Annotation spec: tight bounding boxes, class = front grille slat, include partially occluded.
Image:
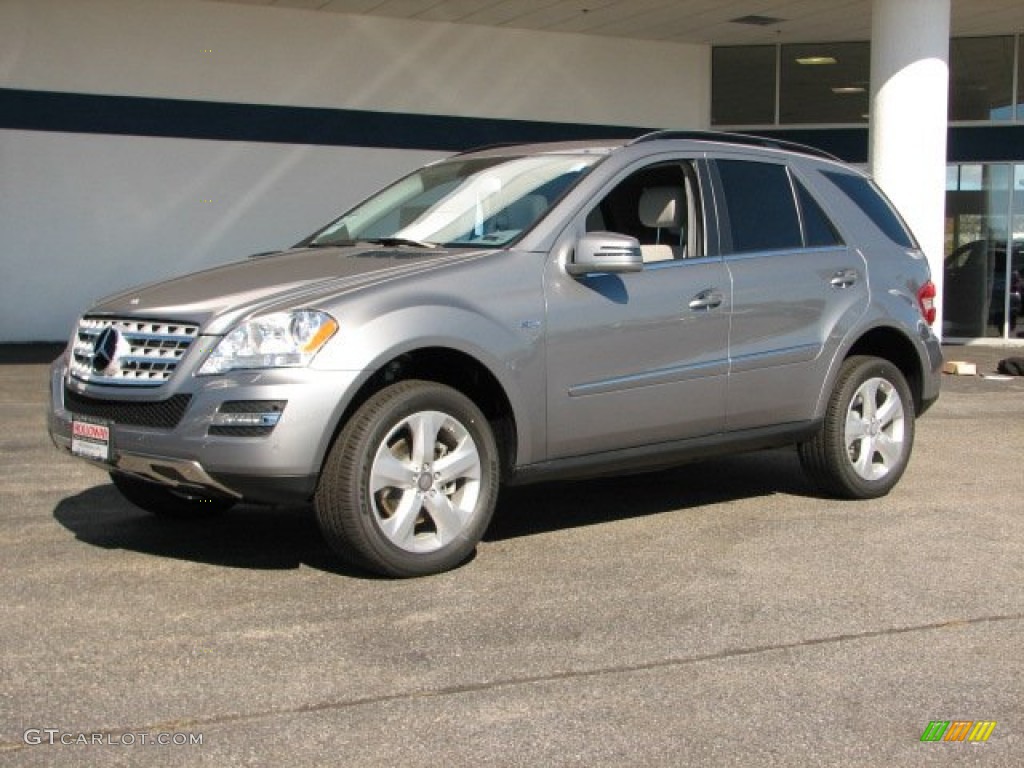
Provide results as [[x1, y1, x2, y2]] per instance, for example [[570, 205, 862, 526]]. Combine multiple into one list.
[[63, 388, 192, 429], [69, 316, 199, 388]]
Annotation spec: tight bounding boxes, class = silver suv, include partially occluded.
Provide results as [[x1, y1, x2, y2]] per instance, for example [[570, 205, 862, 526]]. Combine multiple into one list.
[[48, 132, 942, 576]]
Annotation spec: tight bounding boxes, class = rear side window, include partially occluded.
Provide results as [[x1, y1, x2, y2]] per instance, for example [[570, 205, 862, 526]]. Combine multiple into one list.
[[715, 160, 802, 253], [823, 171, 917, 249]]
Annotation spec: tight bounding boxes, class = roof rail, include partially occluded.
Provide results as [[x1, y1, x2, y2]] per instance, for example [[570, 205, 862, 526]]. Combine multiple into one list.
[[449, 141, 528, 156], [629, 130, 840, 161]]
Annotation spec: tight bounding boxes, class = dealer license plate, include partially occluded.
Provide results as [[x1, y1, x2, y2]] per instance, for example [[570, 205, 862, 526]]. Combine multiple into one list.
[[71, 418, 112, 462]]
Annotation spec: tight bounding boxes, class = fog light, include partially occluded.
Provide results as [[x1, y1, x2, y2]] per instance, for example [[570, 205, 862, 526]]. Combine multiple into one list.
[[210, 400, 286, 436]]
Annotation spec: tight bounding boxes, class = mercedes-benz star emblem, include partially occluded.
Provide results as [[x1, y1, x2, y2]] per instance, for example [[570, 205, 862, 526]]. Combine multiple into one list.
[[92, 327, 120, 374]]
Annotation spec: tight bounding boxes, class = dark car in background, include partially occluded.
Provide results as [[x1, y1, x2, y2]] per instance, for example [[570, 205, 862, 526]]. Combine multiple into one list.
[[944, 238, 1023, 337]]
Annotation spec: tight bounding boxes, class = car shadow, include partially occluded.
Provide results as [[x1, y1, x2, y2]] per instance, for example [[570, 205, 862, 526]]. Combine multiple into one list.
[[53, 448, 816, 572], [52, 484, 379, 579], [0, 343, 65, 365], [485, 447, 817, 541]]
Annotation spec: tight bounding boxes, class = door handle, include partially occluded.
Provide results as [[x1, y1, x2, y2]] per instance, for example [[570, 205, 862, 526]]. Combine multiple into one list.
[[688, 289, 723, 311], [830, 268, 859, 288]]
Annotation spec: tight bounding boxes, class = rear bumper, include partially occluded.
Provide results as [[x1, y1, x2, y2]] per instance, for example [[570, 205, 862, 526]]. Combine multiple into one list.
[[919, 330, 943, 415]]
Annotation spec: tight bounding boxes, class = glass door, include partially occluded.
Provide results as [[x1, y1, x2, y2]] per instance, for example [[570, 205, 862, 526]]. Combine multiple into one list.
[[943, 164, 1019, 339]]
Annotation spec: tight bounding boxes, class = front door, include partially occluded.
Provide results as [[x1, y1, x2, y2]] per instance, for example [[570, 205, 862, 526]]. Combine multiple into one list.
[[543, 159, 730, 459]]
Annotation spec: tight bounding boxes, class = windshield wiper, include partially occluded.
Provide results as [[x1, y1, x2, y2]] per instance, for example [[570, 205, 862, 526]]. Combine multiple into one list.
[[302, 237, 440, 250], [360, 237, 439, 249]]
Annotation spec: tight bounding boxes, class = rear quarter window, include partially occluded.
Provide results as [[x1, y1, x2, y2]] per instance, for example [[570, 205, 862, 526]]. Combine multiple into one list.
[[823, 171, 917, 249]]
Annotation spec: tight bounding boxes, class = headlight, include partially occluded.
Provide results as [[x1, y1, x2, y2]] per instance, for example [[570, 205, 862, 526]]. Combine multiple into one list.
[[198, 310, 338, 375]]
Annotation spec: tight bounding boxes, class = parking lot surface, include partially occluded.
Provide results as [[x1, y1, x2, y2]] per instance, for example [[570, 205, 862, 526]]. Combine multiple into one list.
[[2, 343, 1022, 766]]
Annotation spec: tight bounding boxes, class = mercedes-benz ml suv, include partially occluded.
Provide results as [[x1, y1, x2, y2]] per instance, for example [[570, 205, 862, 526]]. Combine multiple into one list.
[[48, 131, 942, 576]]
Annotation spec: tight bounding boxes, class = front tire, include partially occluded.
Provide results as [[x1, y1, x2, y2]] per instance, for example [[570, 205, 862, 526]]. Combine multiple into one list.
[[798, 356, 915, 499], [110, 472, 235, 518], [315, 381, 499, 577]]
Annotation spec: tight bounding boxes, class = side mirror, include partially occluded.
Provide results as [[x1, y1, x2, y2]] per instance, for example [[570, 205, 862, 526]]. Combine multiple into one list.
[[567, 232, 643, 276]]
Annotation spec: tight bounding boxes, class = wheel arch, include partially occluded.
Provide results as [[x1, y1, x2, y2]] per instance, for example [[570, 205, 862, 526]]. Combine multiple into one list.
[[323, 346, 520, 479], [838, 326, 928, 414]]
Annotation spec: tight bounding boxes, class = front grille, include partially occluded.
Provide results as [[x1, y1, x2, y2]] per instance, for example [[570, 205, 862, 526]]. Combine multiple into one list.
[[63, 387, 192, 429], [70, 317, 200, 388]]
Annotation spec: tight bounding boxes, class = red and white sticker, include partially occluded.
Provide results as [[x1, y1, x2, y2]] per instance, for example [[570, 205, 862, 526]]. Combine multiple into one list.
[[71, 419, 111, 461]]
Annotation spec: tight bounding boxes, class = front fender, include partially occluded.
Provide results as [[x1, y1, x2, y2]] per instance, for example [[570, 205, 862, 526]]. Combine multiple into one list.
[[313, 302, 546, 469]]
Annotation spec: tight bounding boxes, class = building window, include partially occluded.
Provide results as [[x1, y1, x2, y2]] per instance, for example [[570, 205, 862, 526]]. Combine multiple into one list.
[[713, 35, 1024, 127], [711, 46, 776, 126], [1017, 41, 1024, 121], [779, 42, 870, 124], [949, 36, 1016, 121]]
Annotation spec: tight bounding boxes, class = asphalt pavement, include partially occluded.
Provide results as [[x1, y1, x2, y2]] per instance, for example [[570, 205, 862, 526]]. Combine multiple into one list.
[[1, 343, 1022, 766]]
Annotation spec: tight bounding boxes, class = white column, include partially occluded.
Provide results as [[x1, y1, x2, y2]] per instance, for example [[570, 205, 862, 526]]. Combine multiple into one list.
[[869, 0, 950, 336]]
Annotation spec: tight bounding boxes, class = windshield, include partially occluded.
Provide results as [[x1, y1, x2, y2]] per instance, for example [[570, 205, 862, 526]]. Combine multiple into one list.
[[306, 153, 602, 249]]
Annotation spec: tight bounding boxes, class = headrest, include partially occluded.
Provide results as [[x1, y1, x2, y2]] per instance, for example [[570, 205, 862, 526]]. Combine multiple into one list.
[[638, 187, 683, 229]]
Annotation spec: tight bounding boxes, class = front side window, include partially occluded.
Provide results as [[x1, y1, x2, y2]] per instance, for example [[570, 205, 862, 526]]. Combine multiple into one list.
[[308, 154, 602, 249], [715, 160, 802, 253], [584, 161, 704, 264]]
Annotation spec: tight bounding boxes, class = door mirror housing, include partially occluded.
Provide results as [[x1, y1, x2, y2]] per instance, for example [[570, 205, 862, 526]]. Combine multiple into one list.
[[567, 232, 643, 276]]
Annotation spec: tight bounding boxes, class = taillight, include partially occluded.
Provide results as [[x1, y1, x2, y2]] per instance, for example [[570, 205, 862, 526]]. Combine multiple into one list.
[[917, 280, 937, 326]]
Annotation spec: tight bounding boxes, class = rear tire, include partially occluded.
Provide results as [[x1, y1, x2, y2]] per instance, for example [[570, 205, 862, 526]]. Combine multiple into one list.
[[110, 472, 235, 518], [798, 356, 915, 499], [315, 380, 499, 577]]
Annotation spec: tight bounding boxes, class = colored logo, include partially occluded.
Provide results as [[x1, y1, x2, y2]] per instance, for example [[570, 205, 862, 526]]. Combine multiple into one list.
[[920, 720, 996, 742]]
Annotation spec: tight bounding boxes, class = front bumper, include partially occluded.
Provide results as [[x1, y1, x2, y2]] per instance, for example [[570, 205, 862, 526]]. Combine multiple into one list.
[[48, 359, 361, 504]]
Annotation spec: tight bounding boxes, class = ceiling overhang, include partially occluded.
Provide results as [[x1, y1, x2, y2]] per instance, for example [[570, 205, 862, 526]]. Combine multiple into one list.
[[203, 1, 1023, 45]]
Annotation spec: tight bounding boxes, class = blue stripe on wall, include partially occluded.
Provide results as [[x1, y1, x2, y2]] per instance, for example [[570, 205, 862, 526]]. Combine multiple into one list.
[[0, 87, 647, 151], [3, 88, 1023, 162], [753, 126, 1024, 165], [947, 126, 1024, 164]]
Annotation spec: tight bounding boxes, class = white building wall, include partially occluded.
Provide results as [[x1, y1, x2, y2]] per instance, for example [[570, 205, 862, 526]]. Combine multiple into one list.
[[0, 0, 709, 341]]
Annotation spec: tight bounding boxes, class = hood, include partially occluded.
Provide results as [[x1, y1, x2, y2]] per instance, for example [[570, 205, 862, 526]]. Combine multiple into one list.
[[87, 246, 488, 335]]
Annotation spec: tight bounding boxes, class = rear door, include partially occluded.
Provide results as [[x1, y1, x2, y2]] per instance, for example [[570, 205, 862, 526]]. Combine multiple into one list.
[[711, 157, 868, 430]]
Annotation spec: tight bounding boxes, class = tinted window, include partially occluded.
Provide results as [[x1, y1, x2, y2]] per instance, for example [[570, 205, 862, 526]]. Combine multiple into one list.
[[780, 42, 870, 124], [950, 36, 1014, 121], [1019, 42, 1024, 120], [712, 46, 777, 126], [823, 171, 917, 248], [716, 160, 802, 253], [795, 180, 843, 247]]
